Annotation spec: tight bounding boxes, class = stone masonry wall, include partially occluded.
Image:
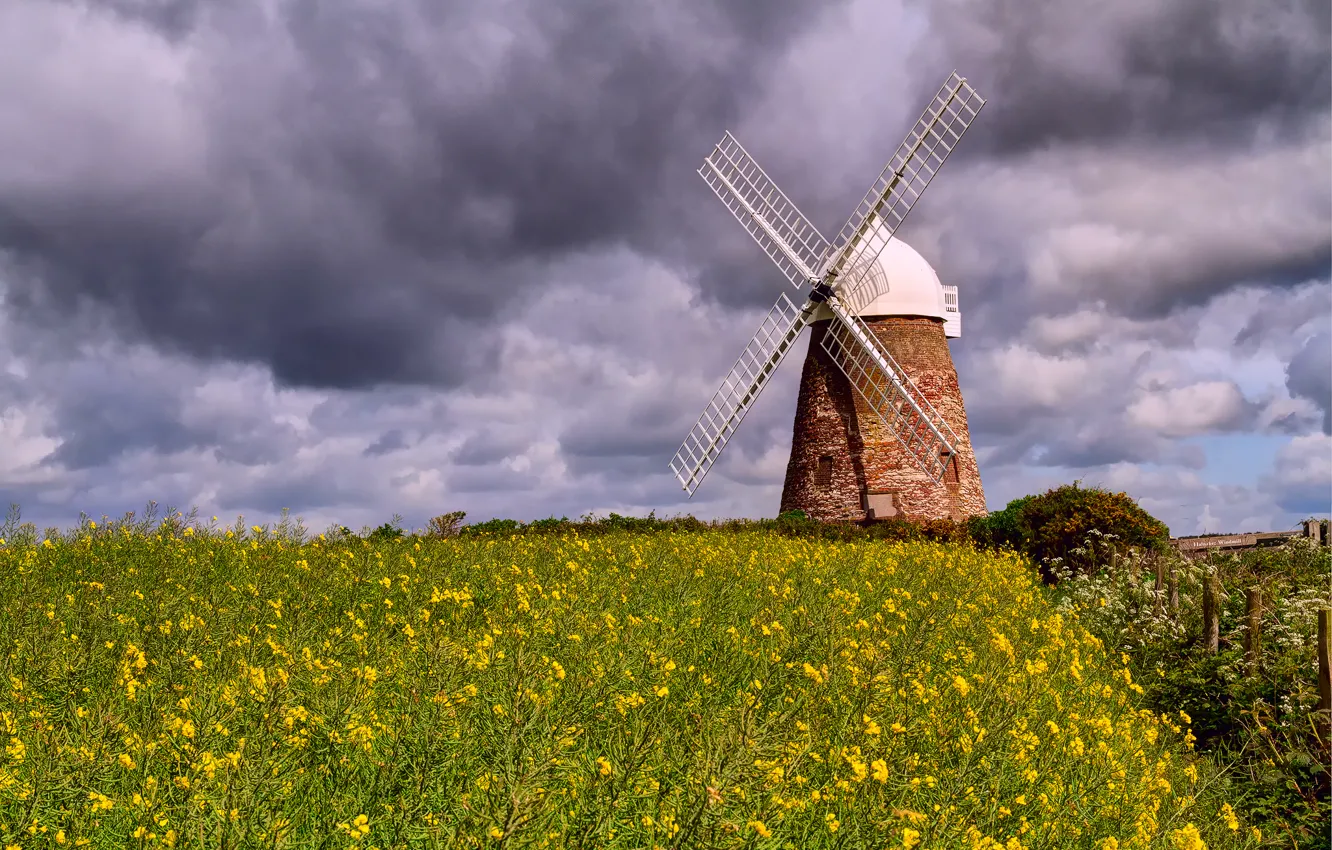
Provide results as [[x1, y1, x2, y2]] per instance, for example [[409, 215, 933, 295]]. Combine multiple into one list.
[[779, 316, 986, 522]]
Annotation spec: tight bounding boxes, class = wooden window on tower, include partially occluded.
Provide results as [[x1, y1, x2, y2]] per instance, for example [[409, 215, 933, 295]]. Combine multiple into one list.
[[815, 455, 834, 487], [942, 451, 960, 486]]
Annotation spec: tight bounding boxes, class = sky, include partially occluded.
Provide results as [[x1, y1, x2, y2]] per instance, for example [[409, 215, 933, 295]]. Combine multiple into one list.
[[0, 0, 1329, 537]]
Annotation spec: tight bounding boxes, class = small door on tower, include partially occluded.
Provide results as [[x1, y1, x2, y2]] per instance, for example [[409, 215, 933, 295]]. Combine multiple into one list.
[[864, 490, 901, 521]]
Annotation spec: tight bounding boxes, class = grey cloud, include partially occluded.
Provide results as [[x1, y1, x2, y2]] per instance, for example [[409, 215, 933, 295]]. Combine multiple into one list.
[[363, 429, 409, 457], [2, 0, 1329, 537], [1259, 434, 1331, 516], [1287, 331, 1331, 433], [451, 432, 530, 467], [890, 0, 1332, 346], [912, 0, 1330, 155], [1234, 285, 1332, 351], [42, 362, 209, 470], [445, 465, 541, 495], [1029, 433, 1201, 470], [560, 395, 693, 462], [0, 0, 838, 391], [79, 0, 205, 39], [215, 468, 365, 515], [1272, 481, 1332, 516], [915, 138, 1331, 344]]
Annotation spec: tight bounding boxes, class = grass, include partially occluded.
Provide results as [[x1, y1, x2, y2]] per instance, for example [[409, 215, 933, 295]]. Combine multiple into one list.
[[0, 513, 1256, 848]]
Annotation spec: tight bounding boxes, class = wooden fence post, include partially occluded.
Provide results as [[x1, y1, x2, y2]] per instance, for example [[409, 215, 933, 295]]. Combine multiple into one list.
[[1153, 557, 1165, 614], [1202, 571, 1220, 654], [1244, 587, 1262, 675], [1167, 564, 1180, 616], [1318, 609, 1331, 745]]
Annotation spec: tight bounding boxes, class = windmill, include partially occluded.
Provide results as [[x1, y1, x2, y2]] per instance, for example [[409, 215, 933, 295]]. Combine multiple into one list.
[[670, 71, 988, 522]]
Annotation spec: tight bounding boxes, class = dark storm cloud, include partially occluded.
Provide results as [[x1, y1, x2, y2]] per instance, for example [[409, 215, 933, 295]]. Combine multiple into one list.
[[1287, 331, 1331, 433], [28, 351, 308, 471], [450, 432, 530, 467], [912, 0, 1330, 154], [0, 0, 838, 390], [900, 0, 1331, 333], [363, 429, 409, 457], [77, 0, 205, 38], [1030, 433, 1205, 471], [216, 469, 364, 515], [42, 362, 210, 470], [560, 397, 692, 461]]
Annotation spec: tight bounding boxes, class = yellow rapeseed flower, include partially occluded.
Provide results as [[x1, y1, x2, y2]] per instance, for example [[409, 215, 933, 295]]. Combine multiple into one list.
[[1219, 803, 1238, 831], [872, 759, 889, 782], [1167, 824, 1206, 850], [340, 814, 370, 839], [747, 821, 771, 838]]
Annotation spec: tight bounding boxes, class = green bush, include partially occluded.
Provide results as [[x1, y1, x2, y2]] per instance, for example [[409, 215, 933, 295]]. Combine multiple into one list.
[[967, 494, 1035, 551], [1015, 483, 1169, 580], [460, 517, 525, 535], [367, 522, 405, 542]]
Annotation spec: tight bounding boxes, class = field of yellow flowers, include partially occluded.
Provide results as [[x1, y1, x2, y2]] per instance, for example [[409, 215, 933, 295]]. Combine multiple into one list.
[[0, 521, 1257, 848]]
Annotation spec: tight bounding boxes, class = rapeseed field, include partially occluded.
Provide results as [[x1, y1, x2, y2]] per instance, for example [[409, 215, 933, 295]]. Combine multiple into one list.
[[0, 522, 1256, 848]]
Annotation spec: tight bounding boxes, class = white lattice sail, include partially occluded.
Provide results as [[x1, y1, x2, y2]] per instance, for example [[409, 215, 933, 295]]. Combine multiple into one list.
[[670, 294, 811, 494], [699, 132, 831, 289], [672, 71, 985, 495]]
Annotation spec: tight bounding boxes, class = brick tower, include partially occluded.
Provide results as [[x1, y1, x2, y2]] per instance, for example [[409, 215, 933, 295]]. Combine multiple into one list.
[[779, 240, 985, 522]]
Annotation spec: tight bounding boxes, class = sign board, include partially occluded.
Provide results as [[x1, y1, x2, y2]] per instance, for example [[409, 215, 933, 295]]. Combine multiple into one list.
[[1174, 534, 1256, 551]]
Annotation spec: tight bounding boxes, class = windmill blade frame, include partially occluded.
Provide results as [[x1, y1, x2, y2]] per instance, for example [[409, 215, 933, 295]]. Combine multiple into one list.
[[699, 132, 831, 290], [819, 302, 960, 481], [670, 293, 812, 494], [821, 72, 985, 307]]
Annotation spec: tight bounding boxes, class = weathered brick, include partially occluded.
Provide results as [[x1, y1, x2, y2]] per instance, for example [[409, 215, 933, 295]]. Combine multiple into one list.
[[779, 316, 986, 522]]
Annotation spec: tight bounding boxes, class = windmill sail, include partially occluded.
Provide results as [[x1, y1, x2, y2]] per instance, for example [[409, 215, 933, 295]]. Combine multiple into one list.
[[699, 132, 831, 289], [674, 70, 985, 497], [819, 304, 959, 481], [671, 293, 811, 494], [822, 72, 985, 307]]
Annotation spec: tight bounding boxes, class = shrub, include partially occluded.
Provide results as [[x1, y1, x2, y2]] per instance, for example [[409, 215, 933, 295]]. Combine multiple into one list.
[[426, 511, 467, 538], [1016, 482, 1169, 580], [460, 517, 524, 535], [367, 521, 405, 542], [967, 494, 1034, 551]]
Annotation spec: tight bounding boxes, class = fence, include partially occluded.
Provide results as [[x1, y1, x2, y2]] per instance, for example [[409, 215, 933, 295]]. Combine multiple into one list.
[[1170, 519, 1328, 557], [1156, 551, 1332, 744]]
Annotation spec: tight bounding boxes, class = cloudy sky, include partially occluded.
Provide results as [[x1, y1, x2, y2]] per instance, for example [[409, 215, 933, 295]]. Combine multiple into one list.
[[1, 0, 1329, 536]]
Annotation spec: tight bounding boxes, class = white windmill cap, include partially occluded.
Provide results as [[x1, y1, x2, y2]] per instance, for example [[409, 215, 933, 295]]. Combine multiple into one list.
[[853, 236, 948, 321]]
